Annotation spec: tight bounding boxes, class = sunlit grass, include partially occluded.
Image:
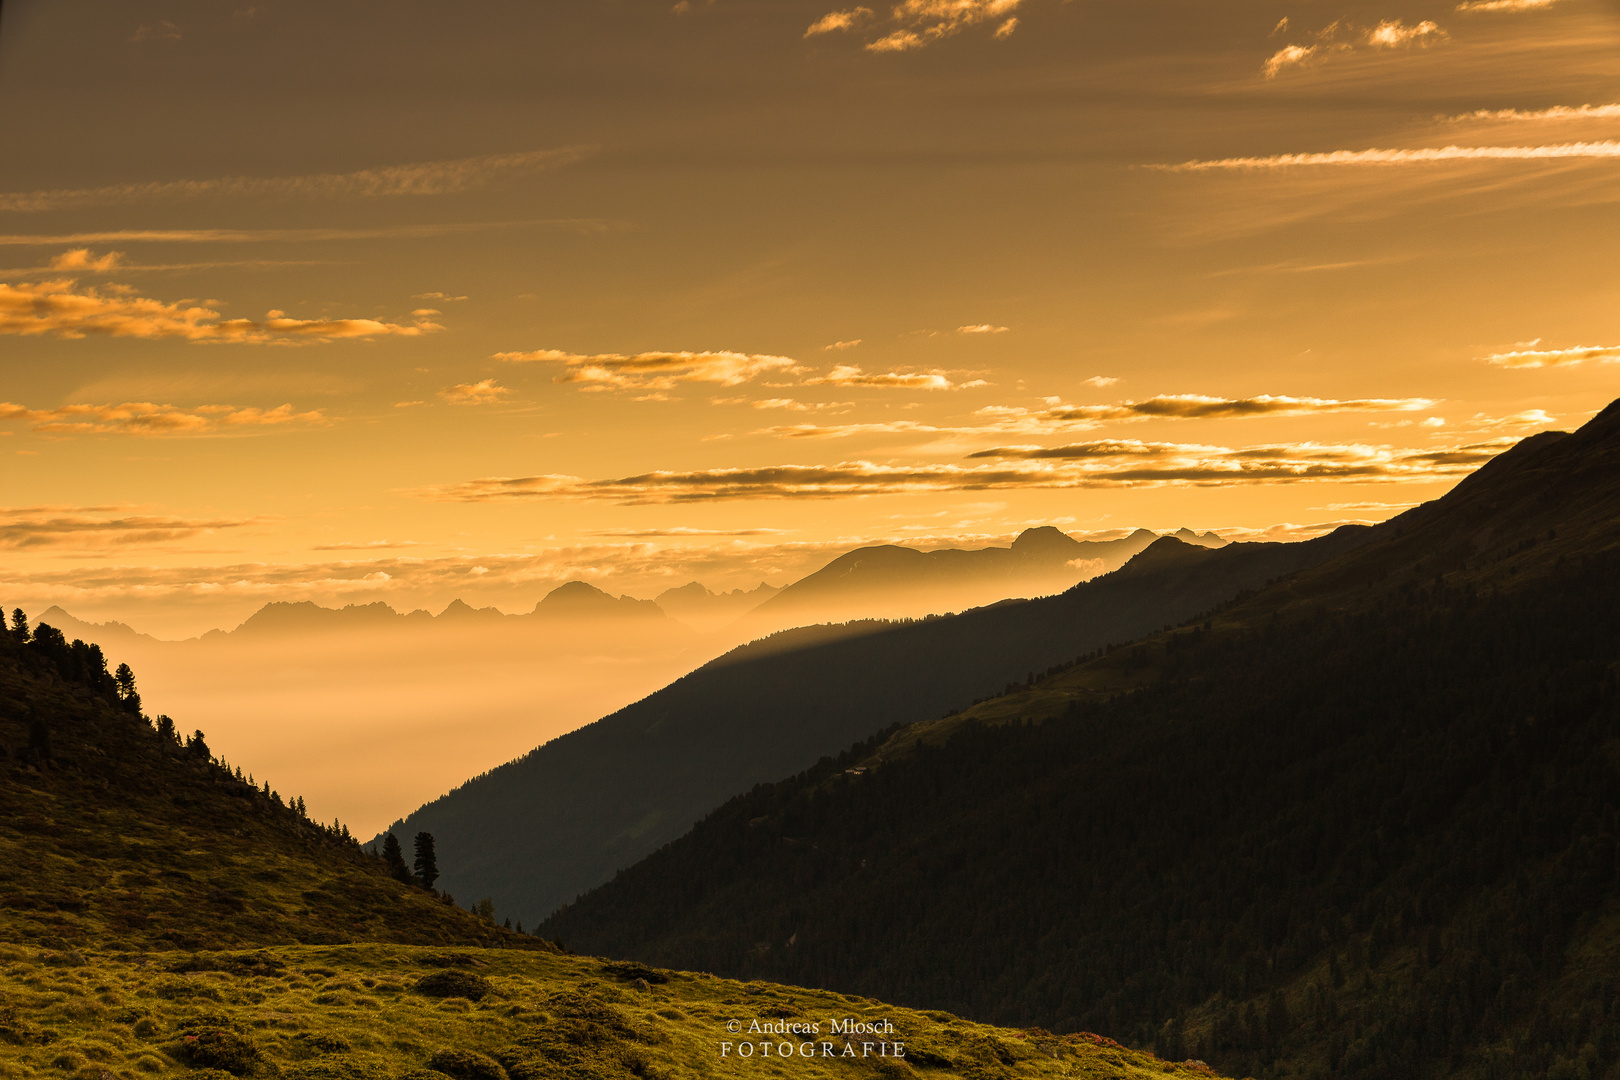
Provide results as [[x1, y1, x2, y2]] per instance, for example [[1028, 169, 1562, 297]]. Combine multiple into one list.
[[0, 944, 1225, 1080]]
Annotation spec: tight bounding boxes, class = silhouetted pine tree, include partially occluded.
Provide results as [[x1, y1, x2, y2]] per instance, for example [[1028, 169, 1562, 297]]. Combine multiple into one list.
[[413, 831, 440, 890], [382, 832, 414, 884], [113, 662, 142, 714]]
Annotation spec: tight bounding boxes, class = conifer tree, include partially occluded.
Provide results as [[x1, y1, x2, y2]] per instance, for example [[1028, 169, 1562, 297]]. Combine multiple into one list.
[[10, 608, 28, 642], [382, 833, 414, 884], [413, 831, 440, 890]]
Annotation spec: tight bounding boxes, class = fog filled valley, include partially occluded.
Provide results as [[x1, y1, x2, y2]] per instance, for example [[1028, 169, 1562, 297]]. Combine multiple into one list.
[[34, 525, 1196, 834]]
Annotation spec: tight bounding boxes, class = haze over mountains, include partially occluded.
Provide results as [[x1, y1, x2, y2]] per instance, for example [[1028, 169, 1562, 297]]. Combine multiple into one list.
[[40, 525, 1214, 833], [538, 400, 1620, 1080], [379, 524, 1335, 928]]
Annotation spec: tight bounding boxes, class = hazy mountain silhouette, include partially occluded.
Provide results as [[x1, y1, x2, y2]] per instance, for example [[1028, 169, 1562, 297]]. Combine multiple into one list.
[[537, 401, 1620, 1080], [654, 581, 779, 632], [738, 526, 1219, 632], [377, 521, 1349, 928]]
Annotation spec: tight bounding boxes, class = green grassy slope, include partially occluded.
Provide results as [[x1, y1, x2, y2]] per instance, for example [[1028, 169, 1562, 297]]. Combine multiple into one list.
[[537, 403, 1620, 1080], [0, 943, 1231, 1080]]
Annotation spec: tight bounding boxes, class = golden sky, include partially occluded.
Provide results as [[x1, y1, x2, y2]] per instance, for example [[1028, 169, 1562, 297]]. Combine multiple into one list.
[[2, 0, 1618, 636]]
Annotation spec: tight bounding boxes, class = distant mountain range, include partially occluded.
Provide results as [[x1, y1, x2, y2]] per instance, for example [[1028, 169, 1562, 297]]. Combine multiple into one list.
[[35, 524, 1225, 843], [44, 579, 681, 645], [653, 581, 781, 633], [42, 525, 1221, 645], [536, 401, 1620, 1080], [737, 526, 1224, 633], [376, 523, 1337, 928]]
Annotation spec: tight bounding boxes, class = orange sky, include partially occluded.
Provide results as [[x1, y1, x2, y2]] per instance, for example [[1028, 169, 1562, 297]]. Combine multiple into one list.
[[2, 0, 1617, 637]]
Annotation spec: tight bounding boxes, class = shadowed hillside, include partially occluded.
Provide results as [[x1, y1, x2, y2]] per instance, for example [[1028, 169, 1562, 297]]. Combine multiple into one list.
[[0, 619, 535, 954], [382, 523, 1363, 928], [0, 617, 1224, 1080], [537, 402, 1620, 1080]]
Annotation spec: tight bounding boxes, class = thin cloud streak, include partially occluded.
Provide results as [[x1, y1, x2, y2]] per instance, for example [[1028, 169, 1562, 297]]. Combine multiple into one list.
[[0, 220, 622, 247], [495, 348, 802, 390], [1484, 343, 1620, 368], [0, 279, 440, 342], [1444, 104, 1620, 123], [864, 0, 1021, 52], [755, 394, 1438, 439], [1164, 141, 1620, 170], [1455, 0, 1558, 10], [0, 511, 258, 549], [439, 379, 511, 405], [802, 364, 984, 390], [0, 401, 328, 436], [0, 148, 593, 212], [409, 437, 1511, 505]]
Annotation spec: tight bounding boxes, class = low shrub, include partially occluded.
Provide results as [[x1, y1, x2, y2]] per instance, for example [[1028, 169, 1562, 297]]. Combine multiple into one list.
[[427, 1048, 507, 1080], [413, 971, 493, 1001], [174, 1028, 260, 1074]]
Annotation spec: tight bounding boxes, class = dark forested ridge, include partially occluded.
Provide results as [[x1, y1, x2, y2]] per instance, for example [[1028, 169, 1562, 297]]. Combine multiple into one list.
[[541, 402, 1620, 1080], [381, 522, 1369, 927], [0, 614, 541, 952]]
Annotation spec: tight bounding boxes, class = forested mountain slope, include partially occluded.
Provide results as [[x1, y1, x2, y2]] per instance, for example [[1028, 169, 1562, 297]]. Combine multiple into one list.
[[0, 622, 532, 953], [382, 523, 1367, 928], [538, 402, 1620, 1080]]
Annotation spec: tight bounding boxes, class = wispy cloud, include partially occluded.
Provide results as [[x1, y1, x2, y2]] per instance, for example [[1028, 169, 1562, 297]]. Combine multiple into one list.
[[1366, 19, 1446, 46], [744, 398, 854, 412], [0, 220, 621, 248], [0, 506, 256, 550], [1164, 141, 1620, 170], [410, 436, 1509, 505], [48, 248, 124, 272], [310, 540, 426, 552], [0, 401, 327, 436], [751, 393, 1436, 440], [1455, 0, 1558, 11], [0, 148, 592, 213], [956, 323, 1009, 334], [801, 364, 984, 390], [825, 339, 862, 350], [758, 420, 953, 439], [1483, 343, 1620, 368], [412, 291, 469, 302], [1263, 18, 1445, 76], [1443, 104, 1620, 123], [494, 348, 801, 390], [0, 278, 440, 342], [847, 0, 1021, 52], [983, 393, 1435, 425], [585, 527, 793, 538], [805, 6, 874, 35], [438, 379, 511, 405], [1458, 409, 1558, 429]]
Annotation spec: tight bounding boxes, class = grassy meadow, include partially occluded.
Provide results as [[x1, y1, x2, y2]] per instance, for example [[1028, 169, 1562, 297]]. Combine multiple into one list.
[[0, 944, 1226, 1080]]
